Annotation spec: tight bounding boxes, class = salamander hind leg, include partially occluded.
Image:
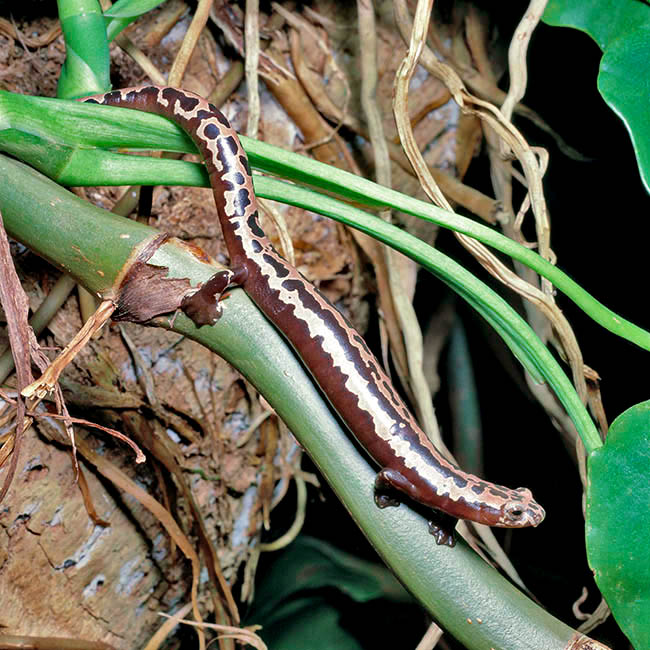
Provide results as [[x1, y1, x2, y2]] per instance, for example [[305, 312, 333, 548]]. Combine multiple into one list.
[[181, 266, 248, 326], [374, 468, 418, 509]]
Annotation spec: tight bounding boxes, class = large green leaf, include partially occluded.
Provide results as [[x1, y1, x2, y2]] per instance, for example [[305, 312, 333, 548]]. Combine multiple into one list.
[[586, 401, 650, 648], [256, 598, 364, 650], [249, 537, 411, 649], [250, 537, 411, 624], [543, 0, 650, 194]]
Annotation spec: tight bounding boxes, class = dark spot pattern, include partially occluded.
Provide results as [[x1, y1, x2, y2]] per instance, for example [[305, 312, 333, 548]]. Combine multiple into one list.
[[280, 279, 306, 295], [215, 111, 231, 127], [239, 155, 252, 176], [221, 179, 236, 193], [488, 487, 511, 499], [178, 94, 199, 112], [263, 253, 291, 278], [352, 333, 372, 356], [247, 213, 265, 238], [223, 135, 239, 156], [161, 87, 199, 113], [235, 188, 251, 212], [382, 380, 402, 408], [203, 123, 221, 140], [195, 109, 213, 122]]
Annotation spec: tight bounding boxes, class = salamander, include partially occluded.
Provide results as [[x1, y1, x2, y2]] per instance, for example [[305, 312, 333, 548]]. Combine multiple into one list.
[[82, 86, 545, 545]]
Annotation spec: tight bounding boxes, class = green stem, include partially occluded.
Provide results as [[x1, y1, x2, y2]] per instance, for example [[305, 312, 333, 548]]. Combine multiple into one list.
[[56, 0, 111, 98], [0, 92, 605, 453], [242, 136, 650, 353], [1, 91, 646, 354], [0, 154, 584, 649]]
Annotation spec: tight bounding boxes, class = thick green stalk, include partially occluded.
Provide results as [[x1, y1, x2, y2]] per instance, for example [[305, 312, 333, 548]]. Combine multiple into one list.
[[0, 153, 586, 649]]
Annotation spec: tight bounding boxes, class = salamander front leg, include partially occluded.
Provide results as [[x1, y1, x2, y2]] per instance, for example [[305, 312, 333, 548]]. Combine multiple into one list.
[[375, 468, 458, 546], [374, 468, 417, 509], [428, 511, 458, 547], [181, 266, 248, 326]]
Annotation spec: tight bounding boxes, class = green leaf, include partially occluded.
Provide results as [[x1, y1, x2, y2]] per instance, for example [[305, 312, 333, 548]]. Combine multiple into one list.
[[586, 401, 650, 649], [103, 0, 168, 42], [543, 0, 650, 193], [250, 537, 411, 626], [57, 46, 108, 99], [103, 0, 167, 18], [249, 537, 410, 650], [257, 597, 364, 650]]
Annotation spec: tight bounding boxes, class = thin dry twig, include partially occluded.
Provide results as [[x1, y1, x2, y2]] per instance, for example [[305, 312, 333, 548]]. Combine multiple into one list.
[[0, 17, 61, 48], [235, 409, 274, 448], [276, 3, 360, 130], [357, 0, 390, 189], [500, 0, 547, 122], [576, 595, 611, 634], [392, 0, 591, 407], [415, 621, 443, 650], [244, 0, 261, 137], [210, 60, 245, 107], [168, 0, 213, 86], [210, 0, 291, 83], [391, 0, 546, 590], [393, 0, 553, 265], [259, 475, 306, 551], [21, 300, 116, 399], [0, 208, 56, 501], [0, 388, 147, 466], [114, 32, 168, 85], [45, 411, 145, 462], [257, 200, 295, 265], [143, 602, 193, 650], [156, 614, 267, 650], [426, 5, 588, 161]]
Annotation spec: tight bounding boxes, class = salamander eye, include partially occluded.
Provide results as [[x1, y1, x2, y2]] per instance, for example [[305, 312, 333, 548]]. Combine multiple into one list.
[[503, 501, 526, 522]]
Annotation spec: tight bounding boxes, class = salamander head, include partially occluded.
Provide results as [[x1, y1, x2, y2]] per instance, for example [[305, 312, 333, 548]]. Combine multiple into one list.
[[496, 488, 545, 528]]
